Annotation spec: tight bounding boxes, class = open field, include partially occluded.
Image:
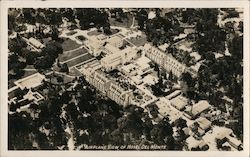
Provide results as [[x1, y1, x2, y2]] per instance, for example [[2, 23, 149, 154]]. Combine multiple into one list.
[[22, 70, 37, 78], [62, 38, 81, 51], [59, 47, 88, 62], [87, 28, 119, 36], [109, 13, 137, 28], [126, 33, 148, 47], [65, 53, 94, 67]]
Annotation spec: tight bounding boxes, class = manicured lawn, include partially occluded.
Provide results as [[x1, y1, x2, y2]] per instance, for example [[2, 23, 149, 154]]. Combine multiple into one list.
[[65, 54, 94, 67], [109, 13, 136, 28], [87, 28, 119, 36], [62, 38, 81, 51], [22, 70, 37, 78], [59, 47, 88, 62], [127, 33, 148, 47], [68, 67, 83, 76]]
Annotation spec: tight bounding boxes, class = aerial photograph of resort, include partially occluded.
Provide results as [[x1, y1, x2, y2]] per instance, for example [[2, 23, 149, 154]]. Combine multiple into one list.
[[7, 8, 244, 151]]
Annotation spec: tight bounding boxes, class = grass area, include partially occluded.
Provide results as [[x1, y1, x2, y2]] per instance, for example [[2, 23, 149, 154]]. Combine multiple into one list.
[[69, 67, 83, 76], [59, 47, 88, 62], [66, 31, 77, 36], [127, 33, 148, 47], [22, 70, 37, 78], [65, 54, 94, 67], [25, 65, 35, 69], [87, 28, 119, 36], [109, 13, 136, 28], [62, 38, 81, 51], [42, 37, 52, 45], [8, 79, 16, 89]]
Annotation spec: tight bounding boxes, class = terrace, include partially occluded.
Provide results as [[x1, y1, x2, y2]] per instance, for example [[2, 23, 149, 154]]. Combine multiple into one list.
[[129, 88, 154, 108], [184, 100, 211, 119], [44, 72, 74, 85], [14, 73, 45, 90], [170, 95, 188, 111], [106, 69, 133, 91]]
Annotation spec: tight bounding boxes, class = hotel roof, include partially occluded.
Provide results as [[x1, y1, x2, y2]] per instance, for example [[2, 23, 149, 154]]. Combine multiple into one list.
[[170, 95, 188, 110], [106, 35, 123, 45], [196, 117, 212, 130], [191, 100, 211, 117], [28, 37, 45, 48], [103, 43, 120, 55]]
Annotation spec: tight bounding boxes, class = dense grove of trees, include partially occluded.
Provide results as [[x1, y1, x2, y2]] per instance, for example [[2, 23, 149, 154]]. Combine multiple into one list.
[[9, 77, 183, 150], [137, 9, 184, 46], [34, 41, 63, 70], [8, 35, 63, 76], [8, 8, 112, 35], [75, 9, 111, 34]]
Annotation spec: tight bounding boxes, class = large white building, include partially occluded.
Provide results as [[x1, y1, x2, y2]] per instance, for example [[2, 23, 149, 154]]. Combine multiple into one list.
[[144, 44, 166, 66], [77, 59, 156, 107], [107, 82, 131, 107], [89, 71, 111, 95], [84, 37, 104, 57], [144, 44, 186, 78], [106, 35, 124, 48], [101, 45, 138, 72], [23, 37, 45, 52]]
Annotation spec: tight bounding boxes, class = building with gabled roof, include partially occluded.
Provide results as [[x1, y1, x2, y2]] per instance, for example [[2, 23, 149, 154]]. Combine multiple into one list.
[[144, 43, 186, 78], [196, 117, 212, 131]]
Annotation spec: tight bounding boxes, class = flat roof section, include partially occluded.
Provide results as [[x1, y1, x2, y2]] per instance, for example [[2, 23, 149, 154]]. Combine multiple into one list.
[[14, 73, 45, 90]]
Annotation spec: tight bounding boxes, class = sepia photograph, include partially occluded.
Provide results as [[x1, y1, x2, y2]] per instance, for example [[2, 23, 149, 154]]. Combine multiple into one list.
[[0, 1, 249, 157]]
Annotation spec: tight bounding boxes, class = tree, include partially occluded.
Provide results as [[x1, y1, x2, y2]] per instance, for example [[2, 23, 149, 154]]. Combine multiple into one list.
[[60, 63, 69, 73], [34, 41, 63, 70], [51, 27, 59, 41], [147, 103, 159, 118], [8, 9, 20, 28], [45, 9, 63, 27], [21, 48, 38, 65], [8, 112, 35, 149], [174, 118, 187, 129], [136, 9, 148, 30], [8, 37, 27, 55], [228, 35, 243, 61], [22, 8, 36, 25], [181, 72, 194, 87], [150, 118, 173, 144], [34, 55, 54, 70], [76, 9, 110, 31]]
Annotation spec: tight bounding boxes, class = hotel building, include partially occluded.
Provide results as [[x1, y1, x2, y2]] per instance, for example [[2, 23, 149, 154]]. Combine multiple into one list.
[[144, 44, 186, 78]]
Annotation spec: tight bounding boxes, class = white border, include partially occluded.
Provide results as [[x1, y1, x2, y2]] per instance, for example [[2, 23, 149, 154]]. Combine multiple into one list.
[[0, 1, 249, 157]]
